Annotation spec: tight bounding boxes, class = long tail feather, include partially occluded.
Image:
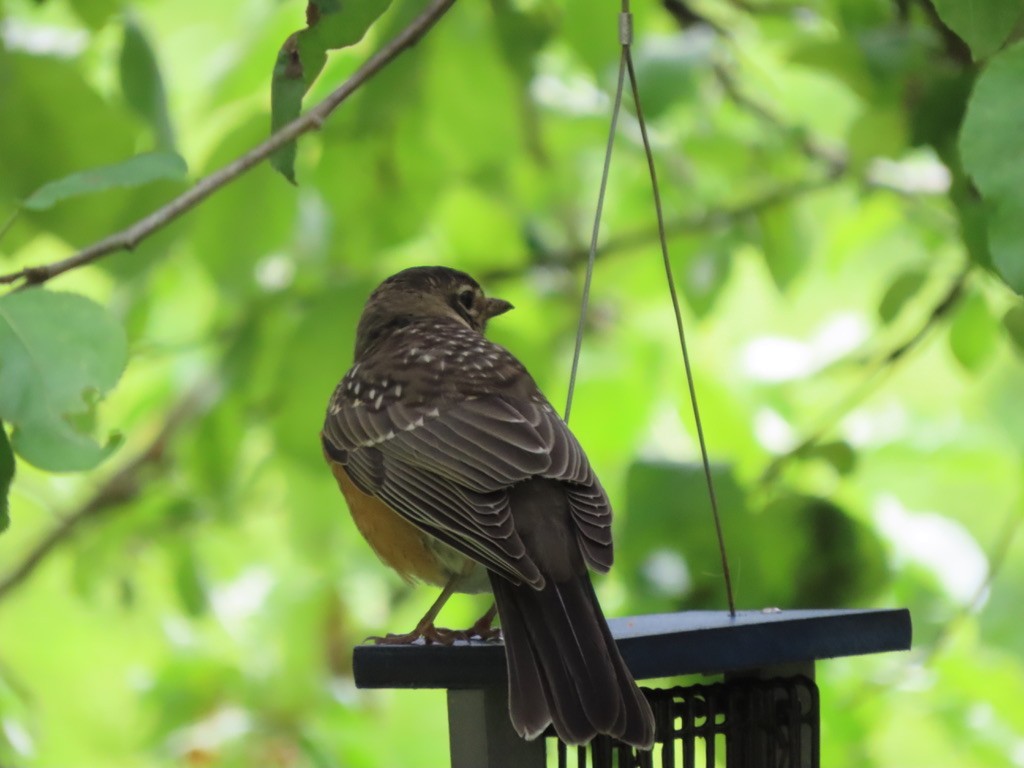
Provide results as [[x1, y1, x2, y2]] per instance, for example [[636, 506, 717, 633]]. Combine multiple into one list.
[[490, 571, 655, 749]]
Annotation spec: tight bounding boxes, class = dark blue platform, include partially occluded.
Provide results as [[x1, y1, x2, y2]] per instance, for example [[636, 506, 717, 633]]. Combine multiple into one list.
[[353, 608, 912, 689]]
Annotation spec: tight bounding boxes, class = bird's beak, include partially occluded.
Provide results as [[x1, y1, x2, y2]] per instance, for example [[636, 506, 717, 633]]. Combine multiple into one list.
[[485, 297, 514, 319]]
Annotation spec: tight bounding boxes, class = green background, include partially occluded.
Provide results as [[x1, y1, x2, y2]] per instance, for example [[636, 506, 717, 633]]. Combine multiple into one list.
[[1, 0, 1023, 765]]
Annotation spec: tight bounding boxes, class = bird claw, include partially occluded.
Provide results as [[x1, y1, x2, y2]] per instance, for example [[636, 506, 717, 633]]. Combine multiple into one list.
[[367, 616, 502, 646], [367, 624, 458, 646], [449, 615, 502, 643]]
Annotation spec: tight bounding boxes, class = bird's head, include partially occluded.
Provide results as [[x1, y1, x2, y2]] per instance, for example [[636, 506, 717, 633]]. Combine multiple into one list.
[[355, 266, 513, 356]]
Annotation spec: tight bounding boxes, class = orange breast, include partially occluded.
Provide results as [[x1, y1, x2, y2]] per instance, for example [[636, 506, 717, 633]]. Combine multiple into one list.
[[327, 457, 451, 588]]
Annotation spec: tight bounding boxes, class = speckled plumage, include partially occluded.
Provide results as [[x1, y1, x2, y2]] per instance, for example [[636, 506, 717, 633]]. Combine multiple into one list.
[[321, 266, 653, 748]]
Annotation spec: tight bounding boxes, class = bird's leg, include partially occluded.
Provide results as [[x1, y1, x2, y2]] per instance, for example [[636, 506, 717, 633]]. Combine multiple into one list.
[[369, 576, 460, 646], [448, 603, 501, 642]]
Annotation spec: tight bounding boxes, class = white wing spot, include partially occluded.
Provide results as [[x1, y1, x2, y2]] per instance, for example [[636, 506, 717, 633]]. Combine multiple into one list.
[[374, 394, 384, 410], [370, 429, 396, 445]]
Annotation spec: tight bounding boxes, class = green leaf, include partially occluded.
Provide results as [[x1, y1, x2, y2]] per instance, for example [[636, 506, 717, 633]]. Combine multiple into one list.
[[800, 440, 858, 475], [0, 53, 157, 245], [932, 0, 1024, 61], [562, 0, 614, 76], [953, 185, 993, 268], [988, 197, 1024, 295], [960, 43, 1024, 197], [948, 290, 998, 371], [171, 540, 209, 617], [681, 245, 732, 318], [0, 290, 127, 471], [790, 39, 875, 99], [67, 0, 120, 30], [120, 14, 177, 151], [908, 70, 974, 151], [960, 42, 1024, 292], [878, 269, 927, 323], [490, 0, 556, 83], [781, 496, 889, 607], [848, 107, 906, 172], [303, 0, 392, 52], [22, 151, 188, 211], [758, 204, 808, 290], [269, 36, 312, 184], [621, 462, 888, 610], [270, 0, 392, 182], [1004, 303, 1024, 354], [621, 461, 750, 610], [629, 34, 706, 120], [0, 424, 13, 534]]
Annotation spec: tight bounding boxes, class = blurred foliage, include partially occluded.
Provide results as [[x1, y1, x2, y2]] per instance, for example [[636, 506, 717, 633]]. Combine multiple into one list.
[[0, 0, 1023, 766]]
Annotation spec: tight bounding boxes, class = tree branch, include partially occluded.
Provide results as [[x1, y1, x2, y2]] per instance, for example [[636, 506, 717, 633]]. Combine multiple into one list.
[[0, 385, 213, 601], [483, 172, 843, 283], [0, 0, 458, 289], [712, 63, 847, 174], [759, 264, 970, 484]]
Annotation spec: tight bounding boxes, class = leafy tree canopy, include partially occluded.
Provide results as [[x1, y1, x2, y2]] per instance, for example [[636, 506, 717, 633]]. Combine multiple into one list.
[[0, 0, 1022, 765]]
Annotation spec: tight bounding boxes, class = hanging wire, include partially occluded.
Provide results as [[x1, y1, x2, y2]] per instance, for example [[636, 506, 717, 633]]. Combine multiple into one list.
[[564, 50, 628, 424], [622, 20, 735, 617], [565, 1, 736, 616]]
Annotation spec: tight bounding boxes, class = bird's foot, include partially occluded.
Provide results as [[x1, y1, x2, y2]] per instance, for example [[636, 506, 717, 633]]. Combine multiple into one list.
[[446, 605, 501, 643], [368, 603, 500, 646], [444, 624, 502, 643], [367, 622, 460, 646], [367, 607, 501, 645]]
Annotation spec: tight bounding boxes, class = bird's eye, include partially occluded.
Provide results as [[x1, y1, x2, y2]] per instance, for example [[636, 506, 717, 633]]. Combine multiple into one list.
[[457, 288, 476, 311]]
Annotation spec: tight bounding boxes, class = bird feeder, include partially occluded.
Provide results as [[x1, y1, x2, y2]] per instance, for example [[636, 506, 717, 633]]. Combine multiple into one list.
[[354, 607, 911, 767], [348, 4, 914, 765]]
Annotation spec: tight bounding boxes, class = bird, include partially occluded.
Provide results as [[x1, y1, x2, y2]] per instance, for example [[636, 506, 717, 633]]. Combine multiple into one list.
[[321, 265, 655, 748]]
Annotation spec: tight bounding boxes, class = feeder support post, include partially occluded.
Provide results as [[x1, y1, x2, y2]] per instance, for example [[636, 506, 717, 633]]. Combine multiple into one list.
[[447, 686, 545, 768]]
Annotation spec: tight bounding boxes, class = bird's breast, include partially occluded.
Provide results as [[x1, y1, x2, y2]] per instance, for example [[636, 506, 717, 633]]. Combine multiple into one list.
[[327, 457, 488, 593]]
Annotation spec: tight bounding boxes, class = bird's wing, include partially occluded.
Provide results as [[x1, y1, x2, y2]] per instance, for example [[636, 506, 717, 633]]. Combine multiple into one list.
[[322, 394, 613, 585]]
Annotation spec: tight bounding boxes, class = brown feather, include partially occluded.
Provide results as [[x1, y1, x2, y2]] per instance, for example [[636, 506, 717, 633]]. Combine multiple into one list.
[[322, 266, 654, 747]]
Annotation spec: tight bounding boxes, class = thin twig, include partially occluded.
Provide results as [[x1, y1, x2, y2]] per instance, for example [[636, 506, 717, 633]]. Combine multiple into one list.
[[0, 0, 458, 289], [712, 63, 846, 173], [484, 173, 841, 283], [595, 174, 840, 258], [760, 264, 970, 484], [0, 386, 213, 601], [0, 210, 18, 245]]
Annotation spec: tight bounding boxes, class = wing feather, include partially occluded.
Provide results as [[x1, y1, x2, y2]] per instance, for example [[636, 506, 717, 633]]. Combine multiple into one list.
[[324, 390, 613, 585]]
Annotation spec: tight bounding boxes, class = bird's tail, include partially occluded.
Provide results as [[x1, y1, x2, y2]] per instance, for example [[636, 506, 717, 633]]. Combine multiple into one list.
[[489, 571, 655, 749]]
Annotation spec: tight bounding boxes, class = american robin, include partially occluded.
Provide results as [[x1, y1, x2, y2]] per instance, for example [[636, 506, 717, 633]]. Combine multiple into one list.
[[321, 266, 655, 748]]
